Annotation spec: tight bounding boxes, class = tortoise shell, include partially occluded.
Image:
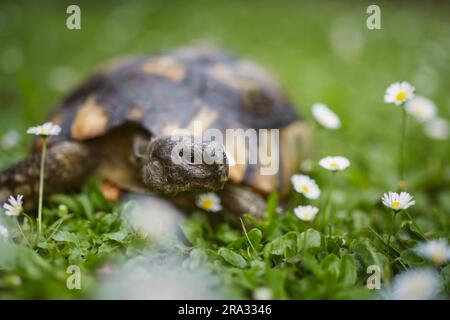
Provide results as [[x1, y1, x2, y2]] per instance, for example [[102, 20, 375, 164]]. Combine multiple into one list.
[[39, 46, 311, 195]]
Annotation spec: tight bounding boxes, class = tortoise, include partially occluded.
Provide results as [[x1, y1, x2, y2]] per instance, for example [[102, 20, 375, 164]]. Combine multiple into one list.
[[0, 45, 311, 219]]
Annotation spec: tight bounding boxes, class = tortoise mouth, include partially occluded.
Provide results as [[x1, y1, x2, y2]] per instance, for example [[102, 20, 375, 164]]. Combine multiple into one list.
[[144, 164, 228, 196]]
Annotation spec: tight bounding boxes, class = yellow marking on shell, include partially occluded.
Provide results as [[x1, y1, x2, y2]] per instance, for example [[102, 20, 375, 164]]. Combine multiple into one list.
[[228, 162, 246, 183], [141, 57, 186, 81], [71, 96, 109, 140], [280, 121, 312, 196], [224, 129, 248, 184], [162, 122, 181, 136], [236, 60, 290, 108], [210, 63, 272, 114], [236, 60, 282, 90], [245, 130, 278, 195], [209, 63, 259, 90], [98, 56, 133, 75], [128, 107, 144, 121], [185, 107, 219, 136]]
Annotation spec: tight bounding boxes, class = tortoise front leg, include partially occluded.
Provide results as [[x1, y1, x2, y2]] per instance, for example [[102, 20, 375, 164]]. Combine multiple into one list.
[[218, 184, 266, 226], [0, 141, 97, 211], [168, 184, 266, 227]]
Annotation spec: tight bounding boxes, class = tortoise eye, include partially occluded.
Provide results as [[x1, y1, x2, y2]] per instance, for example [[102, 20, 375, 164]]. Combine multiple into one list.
[[179, 149, 195, 164]]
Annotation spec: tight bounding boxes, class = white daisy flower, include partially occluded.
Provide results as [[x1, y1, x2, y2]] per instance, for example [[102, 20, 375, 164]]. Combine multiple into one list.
[[381, 192, 415, 211], [27, 122, 61, 137], [291, 174, 321, 199], [405, 95, 437, 122], [424, 117, 449, 140], [294, 205, 319, 222], [384, 81, 415, 105], [196, 193, 222, 212], [414, 239, 450, 265], [388, 269, 441, 300], [253, 287, 273, 300], [0, 224, 8, 240], [311, 103, 341, 129], [319, 156, 350, 171], [2, 194, 24, 217]]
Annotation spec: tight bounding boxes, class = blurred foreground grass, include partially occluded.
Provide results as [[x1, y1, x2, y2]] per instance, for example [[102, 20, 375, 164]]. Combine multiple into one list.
[[0, 0, 449, 299]]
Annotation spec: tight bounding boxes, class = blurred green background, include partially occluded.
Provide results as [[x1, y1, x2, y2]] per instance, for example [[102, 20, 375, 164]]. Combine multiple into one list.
[[1, 0, 448, 209]]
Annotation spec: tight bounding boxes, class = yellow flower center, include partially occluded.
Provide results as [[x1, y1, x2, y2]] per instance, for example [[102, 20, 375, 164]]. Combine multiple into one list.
[[391, 201, 400, 208], [430, 251, 445, 264], [396, 91, 407, 101], [300, 184, 310, 193], [12, 204, 22, 214], [330, 162, 338, 168], [201, 198, 215, 210]]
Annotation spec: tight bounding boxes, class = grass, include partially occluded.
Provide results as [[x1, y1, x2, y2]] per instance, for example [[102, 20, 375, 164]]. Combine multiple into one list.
[[0, 0, 449, 299]]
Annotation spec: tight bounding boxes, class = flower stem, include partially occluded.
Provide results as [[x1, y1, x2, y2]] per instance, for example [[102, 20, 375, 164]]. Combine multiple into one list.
[[398, 107, 407, 188], [404, 210, 427, 240], [21, 212, 35, 234], [37, 138, 47, 240], [21, 212, 36, 247], [240, 218, 258, 256], [387, 211, 396, 245], [17, 221, 32, 247], [321, 172, 336, 228], [302, 227, 308, 256]]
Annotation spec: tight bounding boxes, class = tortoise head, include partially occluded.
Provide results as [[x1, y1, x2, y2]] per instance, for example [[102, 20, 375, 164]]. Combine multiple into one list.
[[135, 135, 229, 195]]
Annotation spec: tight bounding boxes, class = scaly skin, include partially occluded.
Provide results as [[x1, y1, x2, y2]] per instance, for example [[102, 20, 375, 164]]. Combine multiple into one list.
[[0, 141, 96, 211]]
